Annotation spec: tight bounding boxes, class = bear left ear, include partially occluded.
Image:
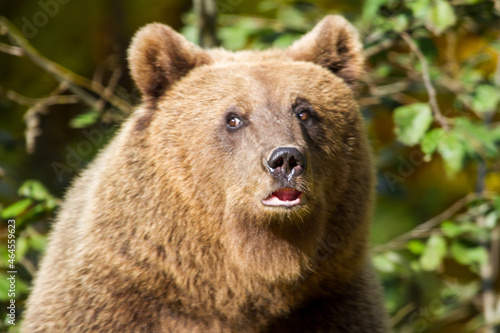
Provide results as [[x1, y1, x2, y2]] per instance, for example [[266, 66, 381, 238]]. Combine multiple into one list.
[[286, 15, 364, 87], [128, 23, 212, 101]]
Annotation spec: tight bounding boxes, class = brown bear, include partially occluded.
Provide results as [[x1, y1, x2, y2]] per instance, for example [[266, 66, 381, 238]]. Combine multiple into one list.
[[22, 15, 388, 332]]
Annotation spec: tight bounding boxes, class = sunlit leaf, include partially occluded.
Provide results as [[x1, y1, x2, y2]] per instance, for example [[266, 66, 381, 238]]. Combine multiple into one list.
[[408, 0, 456, 35], [441, 220, 463, 237], [362, 0, 391, 23], [437, 132, 465, 177], [494, 195, 500, 213], [428, 0, 456, 35], [16, 236, 29, 262], [218, 18, 258, 50], [272, 33, 300, 48], [451, 241, 488, 266], [421, 128, 445, 160], [455, 118, 498, 158], [407, 239, 426, 254], [0, 198, 33, 219], [394, 103, 433, 146], [18, 179, 51, 201], [407, 0, 431, 22], [420, 234, 447, 271], [28, 229, 48, 252], [373, 253, 397, 273], [277, 6, 308, 30], [70, 110, 100, 129], [471, 84, 500, 113], [484, 211, 498, 228]]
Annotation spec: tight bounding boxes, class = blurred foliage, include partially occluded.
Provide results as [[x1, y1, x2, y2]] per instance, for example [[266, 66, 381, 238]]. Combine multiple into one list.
[[0, 0, 499, 332]]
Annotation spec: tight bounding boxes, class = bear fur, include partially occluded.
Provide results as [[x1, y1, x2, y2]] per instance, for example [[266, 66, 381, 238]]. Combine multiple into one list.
[[23, 15, 388, 332]]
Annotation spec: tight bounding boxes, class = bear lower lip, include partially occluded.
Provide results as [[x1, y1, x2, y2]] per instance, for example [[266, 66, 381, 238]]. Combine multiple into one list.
[[262, 188, 302, 207]]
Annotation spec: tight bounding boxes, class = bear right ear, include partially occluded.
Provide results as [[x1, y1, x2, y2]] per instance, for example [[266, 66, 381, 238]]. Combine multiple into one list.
[[128, 23, 211, 100], [286, 15, 364, 87]]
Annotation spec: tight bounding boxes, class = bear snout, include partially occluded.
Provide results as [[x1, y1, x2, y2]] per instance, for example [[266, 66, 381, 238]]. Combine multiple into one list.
[[264, 146, 306, 182]]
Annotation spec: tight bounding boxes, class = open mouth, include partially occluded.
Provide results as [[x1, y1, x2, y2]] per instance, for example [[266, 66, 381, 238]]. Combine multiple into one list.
[[262, 188, 302, 207]]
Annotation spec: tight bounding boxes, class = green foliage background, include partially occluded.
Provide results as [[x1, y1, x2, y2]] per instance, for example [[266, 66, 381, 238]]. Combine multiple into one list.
[[0, 0, 499, 332]]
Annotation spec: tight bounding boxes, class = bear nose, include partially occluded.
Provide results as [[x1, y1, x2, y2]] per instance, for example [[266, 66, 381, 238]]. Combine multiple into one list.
[[266, 147, 306, 181]]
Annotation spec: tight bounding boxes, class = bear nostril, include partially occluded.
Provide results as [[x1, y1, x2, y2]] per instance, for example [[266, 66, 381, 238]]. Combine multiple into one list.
[[273, 157, 284, 170], [266, 147, 306, 180]]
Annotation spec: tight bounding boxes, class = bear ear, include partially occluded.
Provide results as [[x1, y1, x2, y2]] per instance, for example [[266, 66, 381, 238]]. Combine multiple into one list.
[[286, 15, 364, 87], [128, 23, 211, 100]]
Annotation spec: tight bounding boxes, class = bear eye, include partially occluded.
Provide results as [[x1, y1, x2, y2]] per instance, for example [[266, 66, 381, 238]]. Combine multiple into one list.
[[227, 114, 243, 129], [298, 110, 311, 122]]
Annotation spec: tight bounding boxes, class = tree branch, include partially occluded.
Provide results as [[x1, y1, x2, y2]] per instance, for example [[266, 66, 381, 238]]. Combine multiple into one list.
[[0, 41, 23, 56], [372, 193, 482, 254], [193, 0, 218, 48], [0, 16, 132, 113], [401, 32, 450, 131]]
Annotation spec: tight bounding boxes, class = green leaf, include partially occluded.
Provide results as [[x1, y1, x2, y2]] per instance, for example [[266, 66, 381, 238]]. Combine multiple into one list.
[[472, 84, 500, 113], [441, 220, 463, 237], [272, 33, 300, 49], [408, 0, 431, 22], [362, 0, 391, 22], [437, 132, 465, 177], [455, 118, 498, 158], [419, 234, 447, 271], [16, 236, 29, 262], [44, 197, 58, 211], [407, 239, 426, 254], [427, 0, 456, 35], [28, 229, 48, 252], [218, 19, 258, 50], [373, 253, 397, 273], [70, 110, 100, 128], [442, 220, 488, 238], [0, 198, 33, 219], [392, 14, 410, 33], [180, 25, 198, 45], [18, 179, 51, 201], [277, 7, 308, 31], [494, 195, 500, 213], [421, 128, 445, 160], [410, 260, 422, 272], [375, 64, 392, 78], [451, 241, 488, 266], [394, 103, 433, 146], [484, 211, 498, 229]]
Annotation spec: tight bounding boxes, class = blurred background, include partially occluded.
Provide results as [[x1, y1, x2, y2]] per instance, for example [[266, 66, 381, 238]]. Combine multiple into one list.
[[0, 0, 499, 332]]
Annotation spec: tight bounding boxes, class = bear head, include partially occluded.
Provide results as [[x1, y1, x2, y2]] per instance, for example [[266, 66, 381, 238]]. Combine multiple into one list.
[[126, 16, 372, 282]]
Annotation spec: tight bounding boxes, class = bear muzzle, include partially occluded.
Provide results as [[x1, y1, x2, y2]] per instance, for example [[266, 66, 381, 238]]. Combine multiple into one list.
[[262, 147, 307, 207]]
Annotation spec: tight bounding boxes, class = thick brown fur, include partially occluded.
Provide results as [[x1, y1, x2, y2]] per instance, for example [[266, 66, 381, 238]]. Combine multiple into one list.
[[23, 16, 388, 332]]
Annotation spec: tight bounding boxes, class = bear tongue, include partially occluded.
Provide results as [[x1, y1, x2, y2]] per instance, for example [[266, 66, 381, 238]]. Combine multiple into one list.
[[274, 188, 301, 201], [262, 188, 302, 207]]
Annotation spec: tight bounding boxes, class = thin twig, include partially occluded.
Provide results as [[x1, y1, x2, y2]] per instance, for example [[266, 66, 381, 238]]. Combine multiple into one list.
[[194, 0, 218, 48], [97, 65, 122, 111], [11, 84, 79, 153], [390, 302, 416, 327], [364, 38, 396, 58], [372, 193, 481, 254], [0, 16, 132, 113], [0, 42, 23, 56], [370, 81, 412, 96], [401, 32, 450, 131], [7, 89, 79, 107]]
